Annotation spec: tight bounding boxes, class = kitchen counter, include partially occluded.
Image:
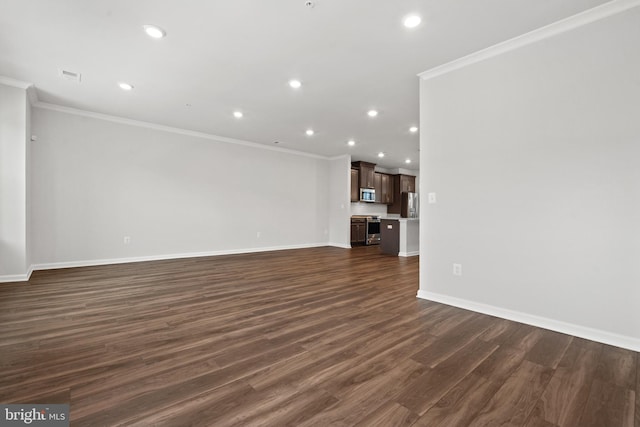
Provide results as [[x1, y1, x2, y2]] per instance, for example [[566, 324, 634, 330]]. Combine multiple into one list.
[[380, 218, 419, 257]]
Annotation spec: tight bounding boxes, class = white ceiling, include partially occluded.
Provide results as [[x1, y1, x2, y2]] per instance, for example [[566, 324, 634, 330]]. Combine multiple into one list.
[[0, 0, 610, 169]]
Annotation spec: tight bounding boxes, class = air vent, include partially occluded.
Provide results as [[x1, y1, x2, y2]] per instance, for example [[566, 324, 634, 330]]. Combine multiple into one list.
[[58, 69, 81, 82]]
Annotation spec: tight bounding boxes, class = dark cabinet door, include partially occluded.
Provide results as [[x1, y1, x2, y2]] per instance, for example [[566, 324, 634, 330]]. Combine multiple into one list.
[[350, 219, 366, 244], [351, 161, 376, 189], [360, 164, 375, 188], [400, 175, 416, 193], [374, 173, 382, 203], [350, 169, 359, 202], [381, 173, 393, 204]]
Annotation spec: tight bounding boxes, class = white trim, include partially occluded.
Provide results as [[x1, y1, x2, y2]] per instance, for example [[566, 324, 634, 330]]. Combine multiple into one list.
[[0, 273, 30, 283], [399, 251, 419, 257], [418, 0, 640, 81], [30, 243, 328, 272], [417, 290, 640, 352], [0, 75, 32, 89], [32, 101, 329, 160], [328, 243, 352, 249]]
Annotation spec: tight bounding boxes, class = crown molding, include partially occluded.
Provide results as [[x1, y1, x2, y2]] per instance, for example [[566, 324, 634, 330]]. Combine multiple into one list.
[[0, 75, 32, 90], [32, 101, 330, 160], [419, 0, 640, 81]]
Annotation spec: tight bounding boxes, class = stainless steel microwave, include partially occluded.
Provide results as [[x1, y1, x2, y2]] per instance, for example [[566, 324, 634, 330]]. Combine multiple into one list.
[[360, 188, 375, 202]]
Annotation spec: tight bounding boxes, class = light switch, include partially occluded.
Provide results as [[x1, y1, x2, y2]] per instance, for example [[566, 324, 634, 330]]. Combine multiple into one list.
[[428, 192, 437, 204]]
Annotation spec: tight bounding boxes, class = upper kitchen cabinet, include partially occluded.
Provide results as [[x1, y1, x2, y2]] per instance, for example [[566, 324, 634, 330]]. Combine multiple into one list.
[[374, 173, 382, 203], [374, 172, 393, 204], [352, 161, 375, 189], [380, 173, 393, 204], [397, 174, 416, 193], [350, 168, 359, 202], [388, 174, 416, 214]]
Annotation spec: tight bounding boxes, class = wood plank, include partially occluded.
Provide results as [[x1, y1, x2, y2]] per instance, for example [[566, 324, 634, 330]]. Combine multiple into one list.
[[594, 344, 637, 389], [353, 401, 418, 427], [468, 360, 554, 426], [534, 345, 600, 427], [395, 338, 498, 415], [578, 379, 635, 427], [413, 373, 501, 427], [525, 329, 573, 369]]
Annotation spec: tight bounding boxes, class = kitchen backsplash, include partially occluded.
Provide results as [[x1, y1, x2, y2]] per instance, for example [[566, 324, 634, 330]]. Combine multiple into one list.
[[351, 202, 388, 217]]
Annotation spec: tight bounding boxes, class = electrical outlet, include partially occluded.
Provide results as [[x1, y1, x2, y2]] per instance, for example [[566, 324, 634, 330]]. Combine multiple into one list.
[[428, 192, 437, 204], [123, 236, 131, 245], [453, 263, 462, 276]]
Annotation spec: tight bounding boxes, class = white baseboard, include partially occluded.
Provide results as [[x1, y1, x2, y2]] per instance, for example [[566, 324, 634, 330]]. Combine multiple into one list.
[[13, 243, 328, 276], [0, 272, 30, 283], [328, 243, 352, 249], [399, 251, 419, 257], [417, 290, 640, 352]]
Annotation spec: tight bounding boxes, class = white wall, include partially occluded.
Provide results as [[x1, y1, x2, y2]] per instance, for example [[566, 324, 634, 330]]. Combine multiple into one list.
[[419, 7, 640, 350], [328, 155, 351, 248], [30, 107, 335, 266], [0, 83, 29, 278]]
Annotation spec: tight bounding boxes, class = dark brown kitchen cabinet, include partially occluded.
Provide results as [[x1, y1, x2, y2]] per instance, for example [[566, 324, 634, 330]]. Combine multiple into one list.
[[350, 217, 366, 245], [388, 174, 417, 214], [350, 168, 359, 202], [398, 174, 416, 193], [380, 173, 393, 204], [374, 173, 382, 203], [352, 161, 375, 189]]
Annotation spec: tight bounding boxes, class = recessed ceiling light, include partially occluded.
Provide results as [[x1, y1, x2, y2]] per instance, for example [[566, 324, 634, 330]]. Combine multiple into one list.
[[405, 159, 412, 164], [289, 79, 302, 89], [378, 152, 385, 158], [409, 126, 419, 133], [143, 25, 166, 39], [367, 110, 378, 118], [347, 140, 356, 146], [306, 129, 314, 136], [118, 82, 134, 91], [403, 15, 422, 28], [233, 111, 243, 118]]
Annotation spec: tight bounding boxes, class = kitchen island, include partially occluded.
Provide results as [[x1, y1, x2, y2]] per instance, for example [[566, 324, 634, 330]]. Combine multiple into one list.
[[380, 218, 419, 257]]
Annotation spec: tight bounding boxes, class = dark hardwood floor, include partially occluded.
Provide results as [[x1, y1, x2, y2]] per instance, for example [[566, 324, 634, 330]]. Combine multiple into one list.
[[0, 246, 637, 426]]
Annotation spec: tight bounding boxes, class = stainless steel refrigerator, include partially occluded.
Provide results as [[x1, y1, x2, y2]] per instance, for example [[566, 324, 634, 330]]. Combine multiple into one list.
[[400, 192, 419, 218]]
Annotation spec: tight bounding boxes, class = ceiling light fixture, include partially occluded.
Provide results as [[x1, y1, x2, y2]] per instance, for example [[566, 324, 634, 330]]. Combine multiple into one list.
[[347, 140, 356, 146], [367, 110, 378, 118], [405, 159, 412, 164], [378, 152, 385, 158], [409, 126, 419, 133], [118, 82, 134, 91], [233, 111, 243, 118], [143, 25, 166, 39], [306, 129, 314, 136], [403, 15, 422, 28], [289, 79, 302, 89]]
